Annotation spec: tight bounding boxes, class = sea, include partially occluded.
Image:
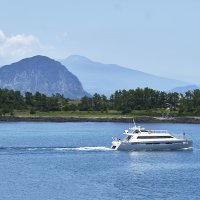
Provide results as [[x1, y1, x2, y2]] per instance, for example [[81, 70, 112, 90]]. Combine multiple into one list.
[[0, 122, 199, 200]]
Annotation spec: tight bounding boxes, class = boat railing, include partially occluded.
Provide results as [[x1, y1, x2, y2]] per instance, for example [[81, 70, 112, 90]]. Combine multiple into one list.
[[112, 137, 121, 142], [172, 134, 192, 140], [148, 130, 168, 133]]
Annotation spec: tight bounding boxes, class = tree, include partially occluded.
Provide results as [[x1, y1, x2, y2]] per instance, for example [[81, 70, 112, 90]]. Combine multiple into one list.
[[25, 92, 33, 106], [79, 96, 93, 111]]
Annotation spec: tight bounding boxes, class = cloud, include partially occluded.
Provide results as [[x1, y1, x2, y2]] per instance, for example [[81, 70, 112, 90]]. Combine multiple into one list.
[[0, 30, 52, 64]]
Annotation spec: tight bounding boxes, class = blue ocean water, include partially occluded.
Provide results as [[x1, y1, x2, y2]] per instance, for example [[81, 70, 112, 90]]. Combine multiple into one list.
[[0, 122, 199, 200]]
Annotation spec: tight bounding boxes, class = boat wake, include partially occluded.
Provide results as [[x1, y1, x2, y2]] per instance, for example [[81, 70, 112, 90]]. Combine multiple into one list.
[[0, 146, 113, 154], [56, 146, 113, 151], [180, 147, 193, 151]]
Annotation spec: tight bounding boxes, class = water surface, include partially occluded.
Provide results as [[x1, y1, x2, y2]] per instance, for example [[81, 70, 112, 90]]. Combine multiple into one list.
[[0, 122, 199, 200]]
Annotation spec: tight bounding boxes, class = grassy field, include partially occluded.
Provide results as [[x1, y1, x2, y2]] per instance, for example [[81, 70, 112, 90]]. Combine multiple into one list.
[[13, 110, 128, 117], [7, 109, 178, 118]]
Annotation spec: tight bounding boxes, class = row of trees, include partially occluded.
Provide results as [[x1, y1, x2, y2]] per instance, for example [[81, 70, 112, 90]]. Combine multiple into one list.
[[179, 90, 200, 114], [1, 87, 200, 115], [0, 89, 75, 115], [110, 88, 179, 113], [79, 88, 200, 115]]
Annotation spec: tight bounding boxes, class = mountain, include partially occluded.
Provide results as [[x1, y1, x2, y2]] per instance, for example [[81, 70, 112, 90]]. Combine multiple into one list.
[[169, 85, 200, 94], [60, 55, 189, 96], [0, 55, 89, 99]]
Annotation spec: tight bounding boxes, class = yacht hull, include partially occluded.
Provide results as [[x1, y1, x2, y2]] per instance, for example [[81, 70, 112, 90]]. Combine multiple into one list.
[[113, 140, 192, 151]]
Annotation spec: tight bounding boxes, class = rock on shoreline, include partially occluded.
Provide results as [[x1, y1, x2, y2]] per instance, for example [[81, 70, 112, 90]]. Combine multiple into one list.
[[0, 116, 200, 123]]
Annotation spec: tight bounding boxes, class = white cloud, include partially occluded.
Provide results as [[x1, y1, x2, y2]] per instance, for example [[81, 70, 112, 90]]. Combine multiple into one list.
[[0, 30, 52, 64]]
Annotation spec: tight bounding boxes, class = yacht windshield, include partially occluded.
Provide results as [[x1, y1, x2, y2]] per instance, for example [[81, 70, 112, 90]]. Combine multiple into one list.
[[126, 135, 132, 141], [141, 130, 148, 132]]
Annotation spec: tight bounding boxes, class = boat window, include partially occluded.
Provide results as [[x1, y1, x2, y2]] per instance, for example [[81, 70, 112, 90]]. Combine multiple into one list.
[[126, 135, 132, 141], [137, 136, 173, 139]]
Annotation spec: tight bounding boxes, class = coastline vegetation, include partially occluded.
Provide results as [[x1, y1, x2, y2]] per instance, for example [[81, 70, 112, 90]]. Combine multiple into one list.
[[0, 88, 200, 117]]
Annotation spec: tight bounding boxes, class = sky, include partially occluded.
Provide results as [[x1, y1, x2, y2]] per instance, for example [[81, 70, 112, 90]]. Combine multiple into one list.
[[0, 0, 200, 84]]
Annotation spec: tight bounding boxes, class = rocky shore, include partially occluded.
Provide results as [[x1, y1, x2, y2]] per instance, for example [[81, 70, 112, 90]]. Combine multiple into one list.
[[0, 116, 200, 123]]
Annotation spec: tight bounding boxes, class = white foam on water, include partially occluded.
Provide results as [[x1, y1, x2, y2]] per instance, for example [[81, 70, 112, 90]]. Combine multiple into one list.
[[0, 146, 113, 152], [55, 146, 113, 151], [75, 146, 113, 151], [27, 148, 38, 151]]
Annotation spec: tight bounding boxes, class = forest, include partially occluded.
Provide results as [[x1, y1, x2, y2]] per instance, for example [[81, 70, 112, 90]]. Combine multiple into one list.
[[0, 87, 200, 116]]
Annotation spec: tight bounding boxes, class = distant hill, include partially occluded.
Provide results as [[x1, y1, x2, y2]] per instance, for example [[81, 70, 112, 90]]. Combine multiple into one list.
[[169, 85, 200, 94], [0, 55, 89, 99], [60, 55, 189, 96]]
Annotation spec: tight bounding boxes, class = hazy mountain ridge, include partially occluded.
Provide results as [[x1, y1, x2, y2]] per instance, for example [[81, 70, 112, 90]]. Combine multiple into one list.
[[61, 55, 190, 96], [0, 55, 89, 99], [169, 85, 200, 93]]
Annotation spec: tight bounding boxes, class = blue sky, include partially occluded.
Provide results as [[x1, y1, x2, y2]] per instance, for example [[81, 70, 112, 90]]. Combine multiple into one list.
[[0, 0, 200, 84]]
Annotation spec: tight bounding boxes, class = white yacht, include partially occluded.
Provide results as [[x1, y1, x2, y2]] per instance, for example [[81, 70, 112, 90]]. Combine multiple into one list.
[[111, 121, 192, 151]]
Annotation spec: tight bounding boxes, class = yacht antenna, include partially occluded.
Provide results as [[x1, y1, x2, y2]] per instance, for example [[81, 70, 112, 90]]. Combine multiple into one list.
[[133, 119, 136, 128]]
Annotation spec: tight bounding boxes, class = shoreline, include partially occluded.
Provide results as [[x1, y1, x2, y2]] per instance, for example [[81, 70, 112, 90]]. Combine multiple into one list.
[[0, 116, 200, 123]]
